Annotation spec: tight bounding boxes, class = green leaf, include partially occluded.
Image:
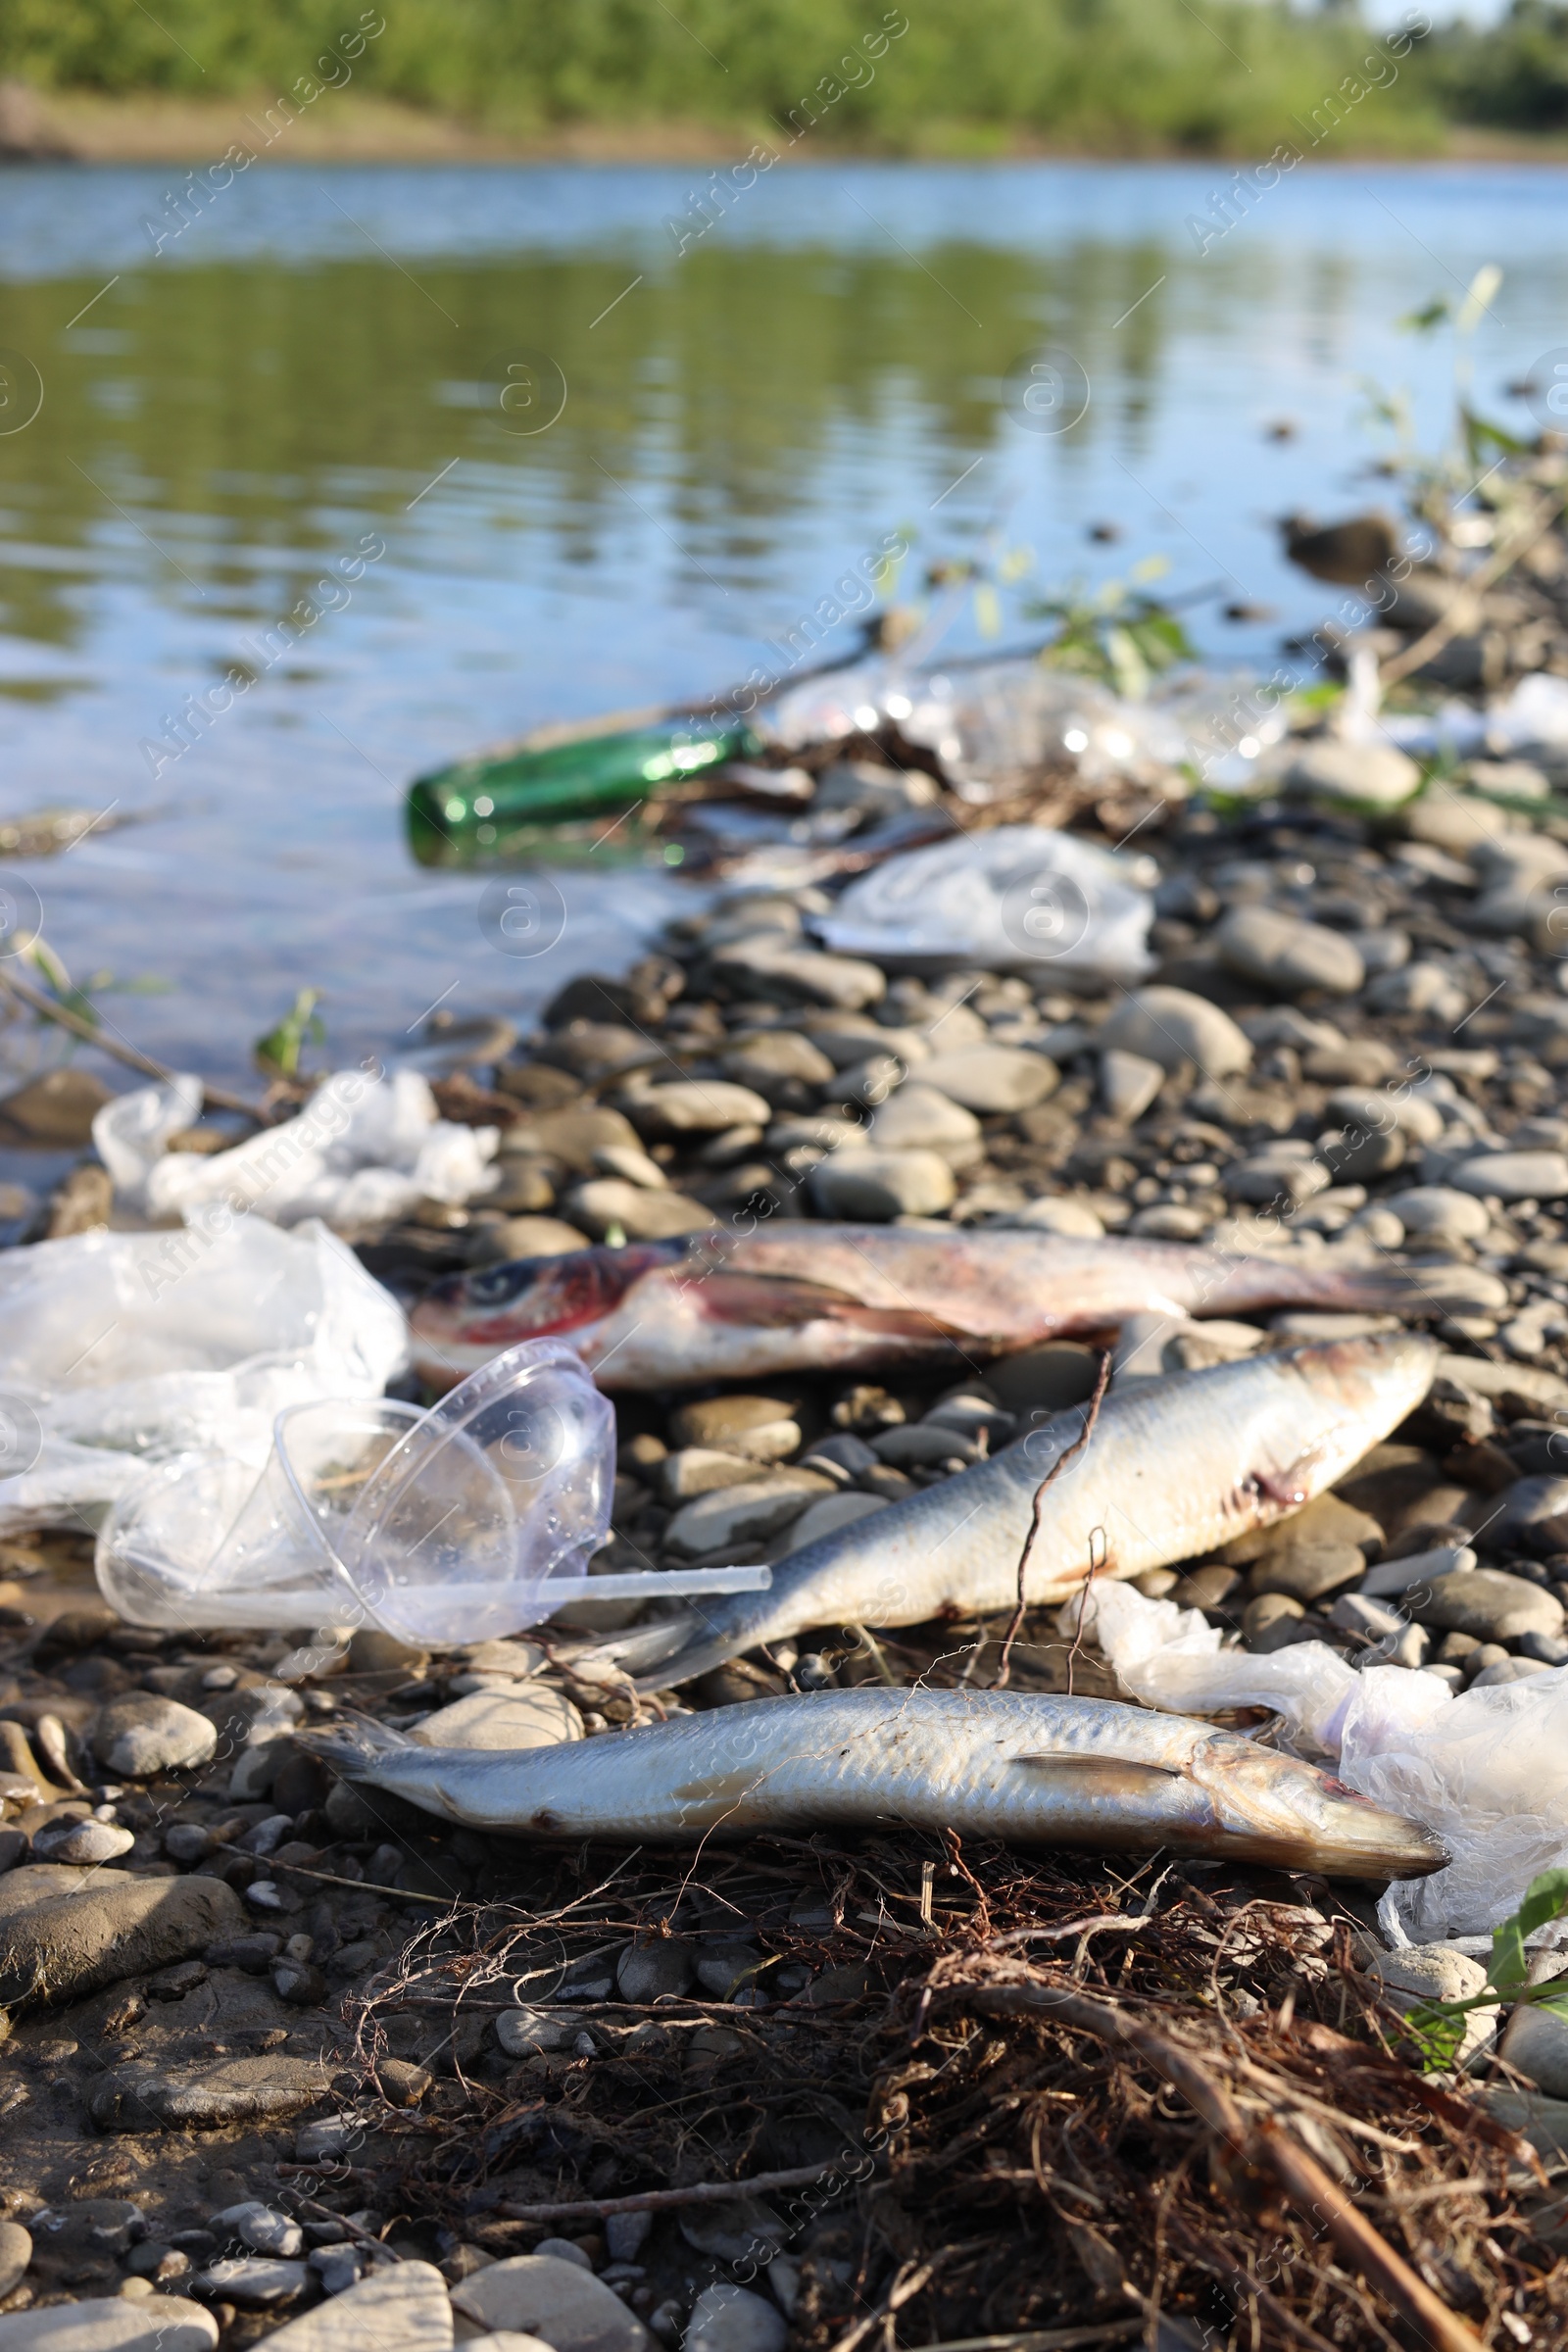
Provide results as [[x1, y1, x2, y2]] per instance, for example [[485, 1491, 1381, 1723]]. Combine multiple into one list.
[[1490, 1866, 1568, 1994], [1400, 2000, 1467, 2073], [1398, 298, 1449, 333]]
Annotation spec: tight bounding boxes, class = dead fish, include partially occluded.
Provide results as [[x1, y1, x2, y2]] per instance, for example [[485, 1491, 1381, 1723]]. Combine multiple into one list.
[[409, 1223, 1498, 1391], [570, 1332, 1439, 1692], [301, 1688, 1446, 1880]]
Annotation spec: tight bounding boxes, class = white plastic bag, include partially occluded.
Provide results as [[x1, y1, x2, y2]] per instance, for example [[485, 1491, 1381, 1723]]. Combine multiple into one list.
[[93, 1069, 499, 1230], [0, 1218, 408, 1534], [1075, 1579, 1568, 1940], [818, 823, 1155, 983]]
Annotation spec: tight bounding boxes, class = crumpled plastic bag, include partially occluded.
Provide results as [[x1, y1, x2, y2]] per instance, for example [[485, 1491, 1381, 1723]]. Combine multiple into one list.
[[0, 1218, 408, 1535], [817, 823, 1155, 983], [94, 1067, 499, 1230], [1075, 1579, 1568, 1943]]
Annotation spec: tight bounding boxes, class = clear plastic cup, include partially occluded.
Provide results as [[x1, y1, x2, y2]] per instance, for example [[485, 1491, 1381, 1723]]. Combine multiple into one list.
[[98, 1338, 771, 1641]]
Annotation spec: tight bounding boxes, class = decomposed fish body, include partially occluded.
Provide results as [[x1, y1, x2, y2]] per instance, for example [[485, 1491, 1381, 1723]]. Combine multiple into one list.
[[302, 1687, 1447, 1881], [570, 1332, 1440, 1691], [409, 1225, 1500, 1392]]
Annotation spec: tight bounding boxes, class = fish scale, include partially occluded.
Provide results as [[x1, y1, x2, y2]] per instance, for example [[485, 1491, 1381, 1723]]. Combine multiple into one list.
[[568, 1331, 1440, 1690]]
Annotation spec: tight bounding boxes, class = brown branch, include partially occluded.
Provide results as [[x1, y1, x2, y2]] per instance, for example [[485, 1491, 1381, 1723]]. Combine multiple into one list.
[[0, 965, 269, 1120], [497, 2156, 873, 2226], [1378, 492, 1564, 688], [824, 2256, 942, 2352], [942, 1979, 1486, 2352], [995, 1349, 1110, 1689]]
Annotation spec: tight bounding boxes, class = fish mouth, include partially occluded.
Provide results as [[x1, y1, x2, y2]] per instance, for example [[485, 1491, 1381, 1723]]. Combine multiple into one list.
[[1195, 1740, 1449, 1882]]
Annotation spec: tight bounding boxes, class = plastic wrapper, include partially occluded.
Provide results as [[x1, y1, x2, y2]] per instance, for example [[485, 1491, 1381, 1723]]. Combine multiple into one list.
[[93, 1068, 499, 1231], [1075, 1579, 1568, 1941], [99, 1338, 770, 1642], [817, 823, 1155, 983], [0, 1219, 407, 1535]]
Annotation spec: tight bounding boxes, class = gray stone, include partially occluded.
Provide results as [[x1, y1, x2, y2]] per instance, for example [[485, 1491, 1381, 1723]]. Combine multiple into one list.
[[1470, 1656, 1549, 1687], [0, 2304, 218, 2352], [495, 2006, 574, 2057], [685, 2285, 788, 2352], [295, 2115, 356, 2163], [1321, 1124, 1405, 1184], [197, 2259, 310, 2308], [832, 1053, 906, 1110], [450, 2254, 653, 2352], [92, 1693, 217, 1779], [866, 1082, 982, 1165], [590, 1144, 667, 1191], [1369, 1942, 1488, 2005], [668, 1396, 802, 1457], [628, 1081, 771, 1136], [0, 1862, 135, 1922], [709, 935, 886, 1010], [1242, 1592, 1308, 1652], [533, 2242, 592, 2273], [1329, 1592, 1406, 1642], [1439, 1355, 1568, 1413], [873, 1424, 977, 1469], [780, 1491, 890, 1552], [664, 1471, 834, 1560], [0, 2223, 28, 2301], [615, 1938, 696, 2001], [696, 1943, 764, 1997], [211, 2203, 304, 2259], [658, 1449, 763, 1503], [1495, 1475, 1568, 1547], [1501, 1994, 1568, 2101], [1358, 1544, 1474, 1599], [309, 2248, 368, 2296], [809, 1149, 957, 1220], [1411, 1570, 1566, 1644], [29, 1817, 134, 1865], [564, 1181, 713, 1241], [1382, 1186, 1491, 1243], [411, 1689, 582, 1751], [916, 1045, 1056, 1113], [89, 2052, 327, 2132], [1225, 1148, 1330, 1207], [1286, 740, 1421, 808], [0, 1871, 242, 2011], [719, 1032, 836, 1096], [1452, 1151, 1568, 1201], [986, 1344, 1102, 1413], [1098, 987, 1251, 1078], [604, 2214, 651, 2265], [994, 1196, 1104, 1236], [1100, 1050, 1163, 1124], [1326, 1085, 1445, 1146], [1216, 906, 1364, 997], [263, 2263, 453, 2352]]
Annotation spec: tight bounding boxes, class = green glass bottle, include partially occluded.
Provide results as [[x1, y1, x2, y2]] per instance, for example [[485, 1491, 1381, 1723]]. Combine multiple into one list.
[[406, 715, 763, 866]]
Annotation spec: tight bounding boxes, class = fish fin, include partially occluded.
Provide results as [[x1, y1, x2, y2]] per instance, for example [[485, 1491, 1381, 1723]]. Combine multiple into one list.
[[1013, 1754, 1184, 1795], [693, 1270, 965, 1343], [294, 1714, 416, 1778]]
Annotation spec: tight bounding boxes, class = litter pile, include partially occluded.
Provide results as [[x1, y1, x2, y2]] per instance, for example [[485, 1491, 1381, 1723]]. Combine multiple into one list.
[[9, 468, 1568, 2347]]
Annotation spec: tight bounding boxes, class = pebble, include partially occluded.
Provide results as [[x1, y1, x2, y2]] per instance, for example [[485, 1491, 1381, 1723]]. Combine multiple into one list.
[[450, 2254, 653, 2352], [1358, 1544, 1474, 1599], [195, 2258, 310, 2307], [295, 2115, 357, 2163], [0, 1871, 242, 2011], [629, 1081, 772, 1136], [1215, 906, 1364, 996], [658, 1447, 765, 1502], [495, 2006, 575, 2056], [532, 2241, 593, 2273], [1410, 1570, 1567, 1644], [782, 1491, 890, 1549], [1285, 740, 1421, 807], [564, 1182, 712, 1241], [663, 1470, 833, 1558], [0, 2223, 28, 2299], [210, 2204, 304, 2259], [90, 1693, 217, 1779], [616, 1938, 696, 2000], [604, 2215, 652, 2265], [1470, 1656, 1549, 1687], [1452, 1151, 1568, 1200], [1097, 986, 1251, 1077], [685, 2285, 788, 2352], [996, 1197, 1104, 1237], [916, 1045, 1057, 1112], [259, 2261, 453, 2352], [1500, 1988, 1568, 2100], [707, 935, 885, 1009], [1367, 1942, 1496, 2063], [89, 2052, 328, 2131], [1100, 1049, 1163, 1124], [719, 1031, 836, 1094], [29, 1817, 134, 1865], [809, 1148, 957, 1220], [0, 2303, 219, 2352], [411, 1689, 583, 1750], [1382, 1185, 1491, 1243], [865, 1083, 983, 1164], [668, 1396, 802, 1457]]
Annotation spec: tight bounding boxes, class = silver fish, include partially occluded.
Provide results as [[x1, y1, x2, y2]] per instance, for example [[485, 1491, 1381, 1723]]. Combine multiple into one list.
[[409, 1224, 1499, 1391], [571, 1332, 1439, 1691], [301, 1688, 1446, 1880]]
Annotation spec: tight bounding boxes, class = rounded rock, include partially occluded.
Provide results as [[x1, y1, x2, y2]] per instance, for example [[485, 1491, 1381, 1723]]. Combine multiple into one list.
[[30, 1818, 135, 1866], [1286, 740, 1421, 808], [1452, 1151, 1568, 1202], [0, 2300, 219, 2352], [1098, 987, 1251, 1079], [1216, 906, 1364, 997], [210, 2203, 304, 2260], [495, 2005, 574, 2057], [412, 1688, 583, 1752], [1382, 1186, 1491, 1244], [686, 2284, 788, 2352], [0, 2219, 30, 2298], [995, 1197, 1105, 1237], [809, 1149, 956, 1221], [1411, 1569, 1566, 1644], [615, 1938, 696, 2002], [92, 1694, 218, 1781], [866, 1083, 982, 1166], [627, 1081, 771, 1136], [916, 1045, 1057, 1114], [1099, 1050, 1163, 1125]]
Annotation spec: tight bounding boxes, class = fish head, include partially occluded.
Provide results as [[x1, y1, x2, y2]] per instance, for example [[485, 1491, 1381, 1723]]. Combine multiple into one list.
[[409, 1240, 690, 1388], [1189, 1729, 1448, 1881], [1241, 1331, 1440, 1516]]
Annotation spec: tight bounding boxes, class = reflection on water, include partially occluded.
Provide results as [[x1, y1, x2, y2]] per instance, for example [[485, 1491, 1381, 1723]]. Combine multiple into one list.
[[0, 160, 1562, 1082]]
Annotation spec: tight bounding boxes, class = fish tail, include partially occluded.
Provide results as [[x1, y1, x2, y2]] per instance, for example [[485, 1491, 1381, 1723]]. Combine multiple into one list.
[[294, 1715, 415, 1778], [564, 1606, 752, 1695], [1202, 1251, 1498, 1322]]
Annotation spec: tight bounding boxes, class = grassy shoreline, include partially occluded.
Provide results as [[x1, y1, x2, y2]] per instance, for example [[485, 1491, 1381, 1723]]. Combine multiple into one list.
[[10, 88, 1568, 168]]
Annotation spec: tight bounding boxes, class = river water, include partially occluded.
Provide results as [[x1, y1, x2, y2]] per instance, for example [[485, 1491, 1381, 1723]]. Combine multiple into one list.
[[0, 158, 1564, 1087]]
